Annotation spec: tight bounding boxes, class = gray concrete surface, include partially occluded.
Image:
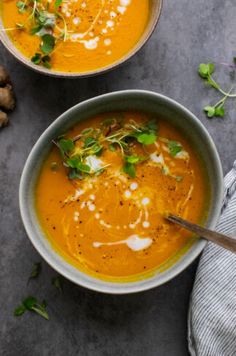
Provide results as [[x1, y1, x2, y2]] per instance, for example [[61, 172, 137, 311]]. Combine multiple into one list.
[[1, 0, 236, 355]]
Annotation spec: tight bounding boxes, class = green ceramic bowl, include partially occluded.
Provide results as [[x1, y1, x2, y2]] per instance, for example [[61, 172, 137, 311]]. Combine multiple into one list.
[[19, 90, 224, 294], [0, 1, 162, 78]]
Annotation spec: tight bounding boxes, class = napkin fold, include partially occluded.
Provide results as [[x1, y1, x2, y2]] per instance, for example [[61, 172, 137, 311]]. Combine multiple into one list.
[[188, 161, 236, 356]]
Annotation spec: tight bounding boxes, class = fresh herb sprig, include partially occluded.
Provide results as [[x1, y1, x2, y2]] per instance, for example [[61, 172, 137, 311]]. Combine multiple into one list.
[[198, 62, 236, 118], [14, 296, 49, 320]]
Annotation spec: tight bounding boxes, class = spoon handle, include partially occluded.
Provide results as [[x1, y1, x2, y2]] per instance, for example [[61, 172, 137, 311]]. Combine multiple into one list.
[[166, 214, 236, 254]]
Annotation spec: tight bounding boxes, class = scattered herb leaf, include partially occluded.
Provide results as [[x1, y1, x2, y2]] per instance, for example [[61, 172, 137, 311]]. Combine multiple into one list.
[[52, 276, 63, 292], [14, 304, 26, 316], [14, 296, 49, 320], [28, 262, 41, 282], [198, 61, 236, 118]]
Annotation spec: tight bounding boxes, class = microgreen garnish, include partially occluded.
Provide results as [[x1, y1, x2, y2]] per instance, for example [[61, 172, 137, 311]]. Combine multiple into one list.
[[13, 0, 69, 69], [52, 275, 63, 292], [198, 62, 236, 118], [52, 117, 162, 180], [14, 296, 49, 320], [28, 262, 41, 282], [168, 141, 182, 157], [31, 53, 51, 68]]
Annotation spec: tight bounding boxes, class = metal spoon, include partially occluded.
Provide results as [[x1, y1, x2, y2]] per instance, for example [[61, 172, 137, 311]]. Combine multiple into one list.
[[165, 213, 236, 254]]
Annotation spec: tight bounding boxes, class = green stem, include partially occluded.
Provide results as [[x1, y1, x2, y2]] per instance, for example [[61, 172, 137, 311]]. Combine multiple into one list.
[[209, 75, 236, 98]]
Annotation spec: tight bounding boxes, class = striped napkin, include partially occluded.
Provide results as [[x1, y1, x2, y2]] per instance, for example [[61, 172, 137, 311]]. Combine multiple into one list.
[[188, 161, 236, 356]]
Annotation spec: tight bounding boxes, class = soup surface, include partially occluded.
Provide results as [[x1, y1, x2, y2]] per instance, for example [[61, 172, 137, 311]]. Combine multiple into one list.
[[1, 0, 149, 73], [36, 112, 208, 281]]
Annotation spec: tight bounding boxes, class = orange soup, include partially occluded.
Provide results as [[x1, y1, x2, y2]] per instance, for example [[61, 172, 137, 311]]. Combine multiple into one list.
[[35, 112, 209, 281], [1, 0, 149, 73]]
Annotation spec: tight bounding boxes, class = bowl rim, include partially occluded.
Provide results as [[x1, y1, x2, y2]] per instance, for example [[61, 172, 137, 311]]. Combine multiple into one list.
[[0, 0, 163, 78], [19, 90, 224, 294]]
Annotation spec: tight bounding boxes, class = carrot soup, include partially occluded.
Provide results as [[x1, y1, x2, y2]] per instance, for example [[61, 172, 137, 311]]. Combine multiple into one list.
[[35, 112, 209, 281], [1, 0, 149, 72]]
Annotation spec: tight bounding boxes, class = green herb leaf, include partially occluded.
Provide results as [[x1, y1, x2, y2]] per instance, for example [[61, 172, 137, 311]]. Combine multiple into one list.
[[23, 296, 37, 310], [30, 25, 43, 35], [214, 105, 225, 117], [31, 52, 42, 65], [145, 119, 158, 132], [84, 137, 97, 148], [16, 0, 27, 13], [52, 276, 63, 292], [125, 155, 144, 164], [204, 105, 215, 118], [168, 140, 182, 157], [123, 162, 136, 178], [40, 34, 55, 55], [68, 169, 83, 180], [198, 63, 215, 79], [14, 305, 26, 316], [23, 296, 49, 320], [55, 0, 63, 7], [58, 139, 75, 156], [67, 157, 91, 173], [42, 55, 51, 69], [28, 262, 41, 282], [136, 132, 156, 145]]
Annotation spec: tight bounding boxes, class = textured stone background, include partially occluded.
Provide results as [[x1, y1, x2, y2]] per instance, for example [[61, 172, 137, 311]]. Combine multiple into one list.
[[1, 0, 236, 355]]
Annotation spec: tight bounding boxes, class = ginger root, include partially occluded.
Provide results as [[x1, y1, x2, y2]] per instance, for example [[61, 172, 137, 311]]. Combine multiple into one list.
[[0, 65, 10, 86], [0, 84, 15, 111], [0, 65, 15, 129], [0, 110, 8, 128]]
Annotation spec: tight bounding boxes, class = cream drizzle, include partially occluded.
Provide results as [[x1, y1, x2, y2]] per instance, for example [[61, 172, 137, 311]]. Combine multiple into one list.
[[93, 234, 152, 251]]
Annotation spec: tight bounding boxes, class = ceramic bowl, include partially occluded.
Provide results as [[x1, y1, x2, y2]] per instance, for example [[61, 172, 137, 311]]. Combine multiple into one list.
[[19, 90, 224, 294], [0, 1, 162, 78]]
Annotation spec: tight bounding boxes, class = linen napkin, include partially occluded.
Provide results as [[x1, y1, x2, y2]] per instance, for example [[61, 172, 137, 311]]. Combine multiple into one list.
[[188, 161, 236, 356]]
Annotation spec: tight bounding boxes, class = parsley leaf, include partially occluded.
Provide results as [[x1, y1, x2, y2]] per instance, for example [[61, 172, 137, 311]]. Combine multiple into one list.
[[168, 141, 182, 157]]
